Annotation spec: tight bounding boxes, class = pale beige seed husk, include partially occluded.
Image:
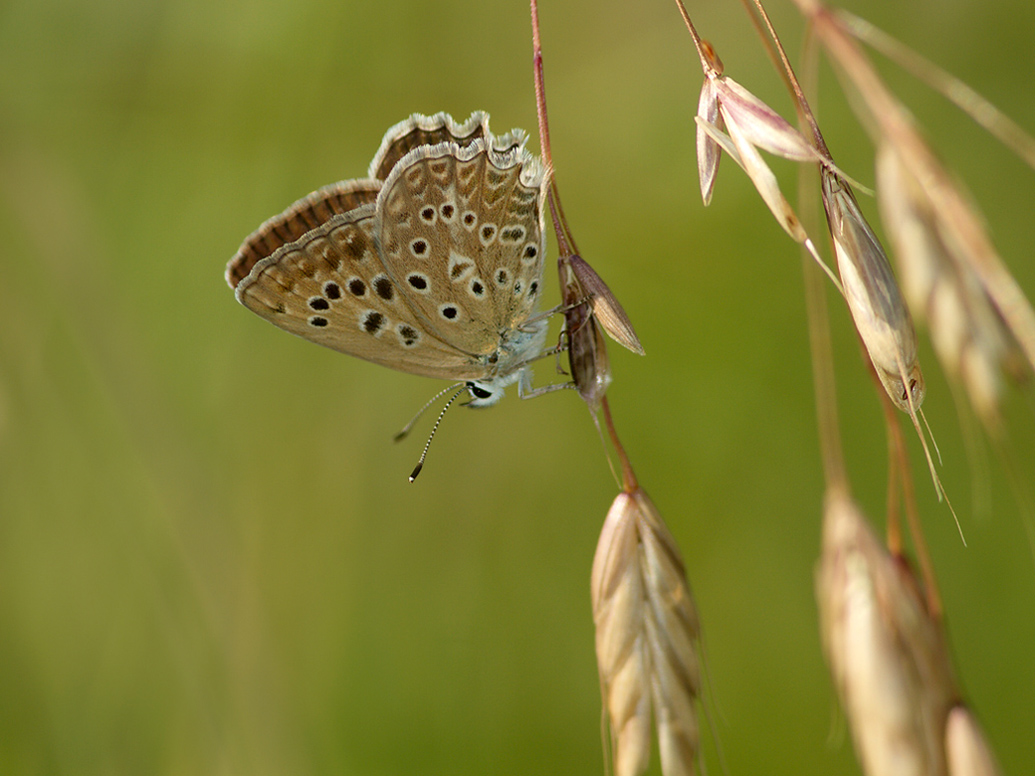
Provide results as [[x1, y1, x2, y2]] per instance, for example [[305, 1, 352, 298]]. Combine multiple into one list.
[[696, 77, 721, 206], [592, 490, 701, 776], [823, 171, 924, 412], [945, 706, 1002, 776], [817, 491, 958, 776], [715, 107, 808, 242], [697, 74, 820, 206], [877, 144, 1013, 427], [691, 63, 863, 297], [716, 78, 822, 163]]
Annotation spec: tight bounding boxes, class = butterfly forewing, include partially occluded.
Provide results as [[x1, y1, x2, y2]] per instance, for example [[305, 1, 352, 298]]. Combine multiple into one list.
[[227, 179, 381, 289], [235, 206, 486, 381], [375, 138, 546, 357]]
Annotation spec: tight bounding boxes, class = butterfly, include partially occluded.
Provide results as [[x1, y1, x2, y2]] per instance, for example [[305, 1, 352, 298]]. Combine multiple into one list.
[[226, 112, 550, 409]]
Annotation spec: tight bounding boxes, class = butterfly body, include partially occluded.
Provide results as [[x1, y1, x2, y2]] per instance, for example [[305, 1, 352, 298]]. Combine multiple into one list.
[[227, 112, 548, 406]]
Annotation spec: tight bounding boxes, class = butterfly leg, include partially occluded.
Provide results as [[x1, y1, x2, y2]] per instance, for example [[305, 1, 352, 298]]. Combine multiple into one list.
[[518, 296, 591, 332], [552, 327, 572, 376], [516, 367, 575, 400], [525, 335, 570, 376]]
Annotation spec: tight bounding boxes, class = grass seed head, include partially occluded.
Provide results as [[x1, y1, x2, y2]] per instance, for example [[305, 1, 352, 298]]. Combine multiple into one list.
[[716, 78, 821, 163], [696, 76, 721, 206], [817, 492, 959, 776], [807, 3, 1035, 384], [877, 143, 1017, 430], [822, 170, 925, 413], [694, 55, 825, 241], [592, 487, 701, 776], [945, 706, 1002, 776], [696, 101, 809, 243]]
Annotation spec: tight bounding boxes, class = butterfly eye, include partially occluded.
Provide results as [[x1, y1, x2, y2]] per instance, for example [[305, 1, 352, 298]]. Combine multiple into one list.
[[468, 383, 493, 400]]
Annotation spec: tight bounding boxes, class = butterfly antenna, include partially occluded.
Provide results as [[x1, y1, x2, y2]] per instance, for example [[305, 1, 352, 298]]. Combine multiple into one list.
[[394, 382, 466, 442], [408, 383, 469, 482]]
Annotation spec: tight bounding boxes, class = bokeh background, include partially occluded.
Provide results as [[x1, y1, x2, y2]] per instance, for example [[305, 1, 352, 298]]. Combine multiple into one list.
[[2, 0, 1033, 773]]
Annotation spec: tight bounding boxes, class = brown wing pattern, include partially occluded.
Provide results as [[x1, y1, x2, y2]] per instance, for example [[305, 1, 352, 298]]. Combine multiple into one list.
[[235, 206, 486, 381], [368, 112, 490, 183], [374, 138, 546, 356], [226, 179, 381, 289], [227, 112, 547, 381]]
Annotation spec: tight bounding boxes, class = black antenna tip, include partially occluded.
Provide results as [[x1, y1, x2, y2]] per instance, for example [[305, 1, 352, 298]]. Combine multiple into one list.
[[403, 382, 466, 482]]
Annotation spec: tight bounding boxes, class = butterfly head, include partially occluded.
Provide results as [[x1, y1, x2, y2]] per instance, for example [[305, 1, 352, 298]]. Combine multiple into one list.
[[465, 380, 505, 408], [463, 314, 549, 408]]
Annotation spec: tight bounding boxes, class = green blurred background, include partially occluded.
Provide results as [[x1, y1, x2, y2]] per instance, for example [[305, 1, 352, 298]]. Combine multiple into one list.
[[2, 0, 1033, 773]]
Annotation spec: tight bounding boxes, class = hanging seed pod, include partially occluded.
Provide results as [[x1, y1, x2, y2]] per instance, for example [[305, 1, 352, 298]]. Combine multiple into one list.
[[557, 253, 643, 410], [568, 254, 644, 356]]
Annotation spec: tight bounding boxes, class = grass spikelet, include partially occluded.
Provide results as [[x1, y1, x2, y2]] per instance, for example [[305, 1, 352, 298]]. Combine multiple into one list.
[[802, 2, 1035, 380], [677, 11, 846, 293], [592, 487, 701, 776], [820, 168, 962, 536], [820, 169, 924, 413], [558, 254, 613, 410], [876, 142, 1018, 432], [693, 79, 812, 245], [568, 254, 644, 357], [817, 490, 960, 776], [945, 706, 1002, 776]]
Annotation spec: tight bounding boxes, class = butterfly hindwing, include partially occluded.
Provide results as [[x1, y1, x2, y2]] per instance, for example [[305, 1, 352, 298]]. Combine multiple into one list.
[[235, 205, 486, 381], [368, 112, 490, 183], [227, 179, 382, 289]]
